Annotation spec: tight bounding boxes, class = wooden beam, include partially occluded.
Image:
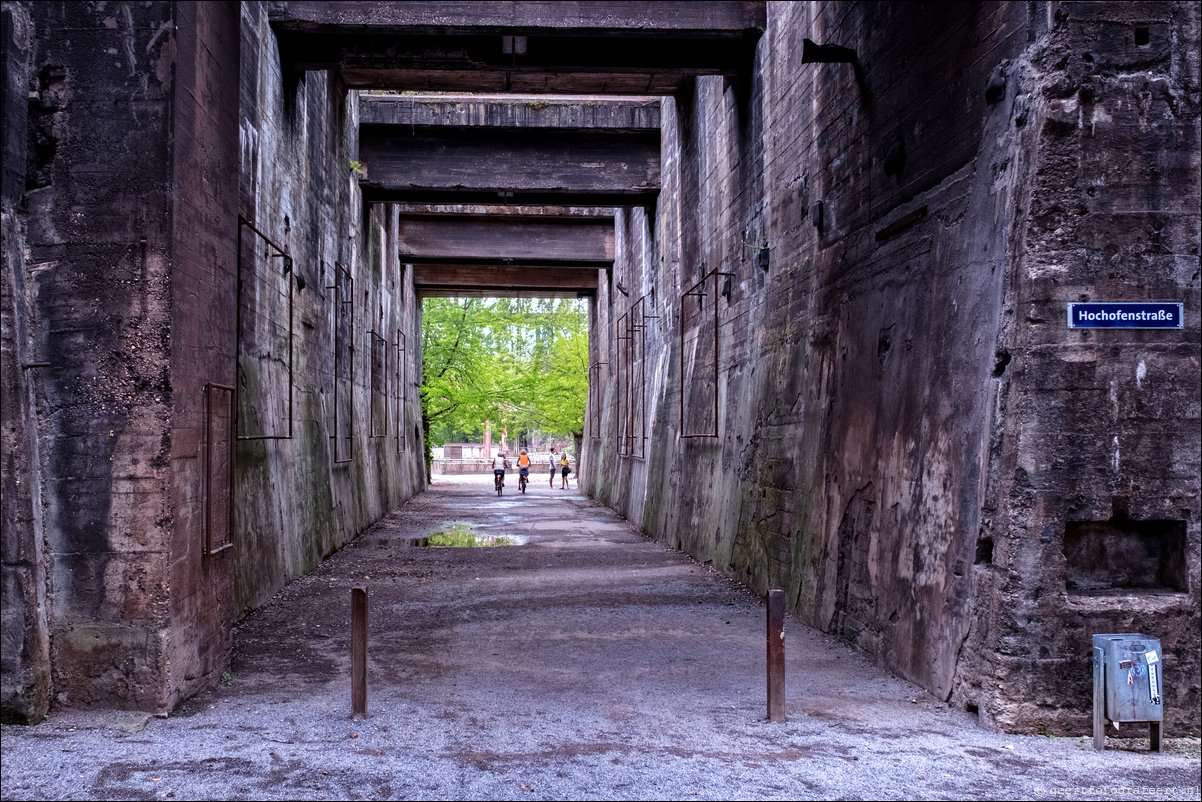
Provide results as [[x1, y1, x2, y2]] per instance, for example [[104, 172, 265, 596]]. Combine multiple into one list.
[[359, 128, 659, 206], [398, 214, 614, 265]]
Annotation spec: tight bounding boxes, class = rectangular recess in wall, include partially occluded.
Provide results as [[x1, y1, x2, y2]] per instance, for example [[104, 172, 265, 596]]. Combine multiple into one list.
[[236, 215, 293, 440], [204, 382, 235, 556], [369, 329, 389, 438], [395, 330, 407, 454], [1064, 519, 1188, 594], [680, 270, 733, 439], [331, 262, 354, 463], [588, 360, 605, 439]]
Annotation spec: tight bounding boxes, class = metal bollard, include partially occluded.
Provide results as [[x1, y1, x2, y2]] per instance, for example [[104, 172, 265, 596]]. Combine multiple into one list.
[[351, 587, 368, 718], [767, 587, 786, 722]]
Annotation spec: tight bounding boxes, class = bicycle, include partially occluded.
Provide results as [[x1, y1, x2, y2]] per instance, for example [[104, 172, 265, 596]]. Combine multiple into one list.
[[518, 468, 528, 494], [494, 471, 504, 496]]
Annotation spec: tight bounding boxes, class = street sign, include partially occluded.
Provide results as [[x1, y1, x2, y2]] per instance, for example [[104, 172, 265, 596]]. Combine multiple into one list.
[[1067, 302, 1183, 329]]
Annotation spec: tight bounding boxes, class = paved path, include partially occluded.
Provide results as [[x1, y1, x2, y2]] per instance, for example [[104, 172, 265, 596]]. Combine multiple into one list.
[[2, 476, 1199, 801]]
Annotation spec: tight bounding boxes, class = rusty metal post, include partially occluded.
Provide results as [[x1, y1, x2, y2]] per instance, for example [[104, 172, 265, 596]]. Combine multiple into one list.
[[351, 587, 367, 718], [767, 587, 786, 722]]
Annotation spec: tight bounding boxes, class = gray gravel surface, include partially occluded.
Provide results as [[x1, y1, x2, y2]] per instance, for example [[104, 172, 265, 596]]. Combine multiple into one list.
[[3, 476, 1199, 801]]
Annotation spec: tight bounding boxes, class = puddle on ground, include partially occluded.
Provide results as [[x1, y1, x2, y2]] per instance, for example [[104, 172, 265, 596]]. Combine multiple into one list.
[[389, 522, 528, 548]]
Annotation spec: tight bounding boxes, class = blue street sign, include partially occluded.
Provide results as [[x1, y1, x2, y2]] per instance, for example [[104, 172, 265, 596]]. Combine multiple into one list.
[[1067, 302, 1183, 329]]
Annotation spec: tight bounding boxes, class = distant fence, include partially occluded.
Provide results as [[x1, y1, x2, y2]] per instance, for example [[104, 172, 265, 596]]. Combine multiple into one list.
[[432, 457, 574, 475]]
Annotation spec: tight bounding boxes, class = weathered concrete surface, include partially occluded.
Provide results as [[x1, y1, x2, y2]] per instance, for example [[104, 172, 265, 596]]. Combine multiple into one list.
[[231, 3, 427, 617], [3, 0, 1198, 742], [360, 94, 661, 131], [397, 213, 615, 265], [1, 1, 426, 719], [269, 1, 766, 32], [963, 0, 1202, 733], [581, 0, 1201, 736], [2, 476, 1198, 801], [359, 94, 661, 205], [412, 264, 599, 296], [0, 0, 50, 724], [269, 1, 766, 94], [360, 128, 660, 206], [3, 0, 197, 716], [163, 0, 244, 714]]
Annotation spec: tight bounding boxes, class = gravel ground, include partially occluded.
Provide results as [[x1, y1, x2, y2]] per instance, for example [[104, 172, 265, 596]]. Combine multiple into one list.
[[2, 476, 1199, 801]]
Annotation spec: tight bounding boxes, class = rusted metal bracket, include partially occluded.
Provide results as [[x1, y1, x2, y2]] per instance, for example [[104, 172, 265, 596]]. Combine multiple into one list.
[[680, 270, 734, 439], [588, 360, 607, 438], [204, 382, 235, 557], [617, 295, 655, 458], [395, 331, 408, 454], [369, 329, 389, 438], [236, 215, 294, 441], [332, 262, 354, 463]]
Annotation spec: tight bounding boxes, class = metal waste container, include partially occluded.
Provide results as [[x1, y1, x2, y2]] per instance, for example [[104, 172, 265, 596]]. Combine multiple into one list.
[[1092, 633, 1163, 751]]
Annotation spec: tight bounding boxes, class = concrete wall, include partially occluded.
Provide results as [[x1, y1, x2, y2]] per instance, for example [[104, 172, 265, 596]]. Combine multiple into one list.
[[3, 0, 1197, 734], [1, 0, 50, 724], [582, 1, 1200, 735], [963, 0, 1202, 732], [1, 1, 425, 719], [2, 0, 184, 717], [232, 3, 425, 618]]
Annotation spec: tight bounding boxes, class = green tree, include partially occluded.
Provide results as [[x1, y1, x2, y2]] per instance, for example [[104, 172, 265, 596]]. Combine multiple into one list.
[[420, 297, 588, 475]]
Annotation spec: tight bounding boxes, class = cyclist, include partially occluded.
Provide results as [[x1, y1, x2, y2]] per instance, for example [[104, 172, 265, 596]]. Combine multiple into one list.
[[492, 449, 510, 491], [517, 449, 531, 490]]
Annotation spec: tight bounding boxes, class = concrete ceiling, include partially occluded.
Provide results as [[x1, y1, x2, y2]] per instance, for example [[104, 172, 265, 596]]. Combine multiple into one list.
[[269, 1, 766, 93], [268, 1, 765, 294]]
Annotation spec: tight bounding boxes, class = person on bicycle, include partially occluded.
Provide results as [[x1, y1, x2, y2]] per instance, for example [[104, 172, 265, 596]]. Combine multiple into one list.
[[517, 449, 531, 488], [492, 449, 510, 488]]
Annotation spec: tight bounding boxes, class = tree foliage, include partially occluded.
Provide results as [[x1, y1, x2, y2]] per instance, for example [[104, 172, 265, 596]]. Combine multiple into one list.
[[420, 297, 589, 448]]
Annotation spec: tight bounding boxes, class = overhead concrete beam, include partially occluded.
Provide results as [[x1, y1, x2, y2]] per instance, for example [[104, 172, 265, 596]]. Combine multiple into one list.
[[392, 202, 617, 219], [268, 1, 765, 32], [361, 131, 659, 205], [398, 213, 614, 265], [268, 1, 765, 93], [359, 96, 661, 205], [359, 94, 661, 131], [413, 264, 599, 297]]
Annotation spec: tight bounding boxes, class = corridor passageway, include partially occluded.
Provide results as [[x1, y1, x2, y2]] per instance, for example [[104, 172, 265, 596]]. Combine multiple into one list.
[[3, 477, 1198, 800], [5, 0, 1199, 738]]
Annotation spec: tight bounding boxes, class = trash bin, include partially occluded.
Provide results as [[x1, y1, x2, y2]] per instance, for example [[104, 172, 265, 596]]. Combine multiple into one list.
[[1092, 633, 1163, 751]]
